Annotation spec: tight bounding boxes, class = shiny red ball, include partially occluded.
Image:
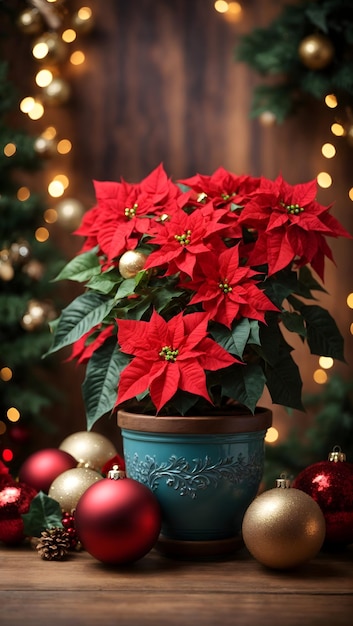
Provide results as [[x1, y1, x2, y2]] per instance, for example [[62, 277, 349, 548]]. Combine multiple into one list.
[[19, 448, 77, 493], [75, 478, 161, 564], [0, 482, 37, 545], [293, 460, 353, 545]]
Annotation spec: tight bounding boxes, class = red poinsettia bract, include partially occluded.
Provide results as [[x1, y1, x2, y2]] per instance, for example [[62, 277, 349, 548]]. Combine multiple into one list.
[[186, 245, 279, 328], [116, 310, 241, 412], [238, 176, 351, 279], [76, 164, 182, 260], [144, 203, 229, 278]]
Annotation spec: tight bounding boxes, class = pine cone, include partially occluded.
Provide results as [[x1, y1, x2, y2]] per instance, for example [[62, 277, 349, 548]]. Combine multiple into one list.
[[36, 528, 71, 561]]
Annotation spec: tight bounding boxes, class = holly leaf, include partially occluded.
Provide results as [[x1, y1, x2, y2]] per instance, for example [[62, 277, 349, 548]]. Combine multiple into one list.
[[22, 492, 63, 537]]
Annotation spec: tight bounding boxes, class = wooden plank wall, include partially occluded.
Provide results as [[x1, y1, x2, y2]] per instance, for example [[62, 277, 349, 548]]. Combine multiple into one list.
[[3, 0, 352, 446]]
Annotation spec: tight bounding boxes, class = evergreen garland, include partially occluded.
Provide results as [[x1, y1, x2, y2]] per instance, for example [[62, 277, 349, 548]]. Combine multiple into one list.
[[236, 0, 353, 121]]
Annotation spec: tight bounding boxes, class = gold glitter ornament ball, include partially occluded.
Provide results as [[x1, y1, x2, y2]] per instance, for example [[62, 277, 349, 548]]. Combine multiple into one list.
[[119, 250, 147, 278], [59, 431, 117, 472], [298, 33, 335, 70], [242, 482, 326, 569], [48, 467, 103, 513]]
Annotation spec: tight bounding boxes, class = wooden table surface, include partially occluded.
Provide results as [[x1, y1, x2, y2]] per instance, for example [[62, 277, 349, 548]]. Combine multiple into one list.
[[1, 543, 352, 626]]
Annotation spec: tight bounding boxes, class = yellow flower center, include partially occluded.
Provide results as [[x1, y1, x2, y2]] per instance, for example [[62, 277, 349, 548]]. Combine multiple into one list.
[[159, 346, 179, 362]]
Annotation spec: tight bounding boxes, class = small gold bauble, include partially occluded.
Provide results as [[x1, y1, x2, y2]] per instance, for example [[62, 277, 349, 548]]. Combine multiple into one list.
[[119, 250, 148, 279], [242, 486, 326, 569], [48, 467, 103, 513], [22, 259, 44, 280], [42, 78, 71, 106], [59, 431, 117, 472], [17, 8, 43, 35], [55, 198, 85, 231], [33, 32, 67, 64], [259, 111, 277, 127], [10, 240, 31, 264], [298, 34, 335, 70], [34, 135, 57, 158], [0, 260, 14, 281]]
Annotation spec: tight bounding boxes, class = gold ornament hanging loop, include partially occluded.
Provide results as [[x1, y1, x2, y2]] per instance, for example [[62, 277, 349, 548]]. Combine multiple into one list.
[[328, 445, 346, 462]]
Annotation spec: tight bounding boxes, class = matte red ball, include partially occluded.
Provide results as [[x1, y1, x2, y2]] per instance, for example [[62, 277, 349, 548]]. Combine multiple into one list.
[[19, 448, 77, 493], [293, 460, 353, 545], [75, 478, 161, 564]]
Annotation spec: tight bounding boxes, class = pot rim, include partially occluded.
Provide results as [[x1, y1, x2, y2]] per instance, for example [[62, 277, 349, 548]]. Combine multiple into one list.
[[117, 407, 272, 434]]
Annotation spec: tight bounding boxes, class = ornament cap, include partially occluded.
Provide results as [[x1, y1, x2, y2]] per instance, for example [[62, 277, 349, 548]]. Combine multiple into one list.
[[276, 473, 291, 489], [108, 465, 126, 480], [328, 446, 346, 463]]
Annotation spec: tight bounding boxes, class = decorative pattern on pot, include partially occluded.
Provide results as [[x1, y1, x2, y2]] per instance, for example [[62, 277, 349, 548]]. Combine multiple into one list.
[[125, 452, 262, 499], [121, 428, 266, 543]]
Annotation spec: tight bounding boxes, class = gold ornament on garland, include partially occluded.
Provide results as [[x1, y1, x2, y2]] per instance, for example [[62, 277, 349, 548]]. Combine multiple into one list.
[[22, 259, 44, 281], [48, 467, 103, 513], [42, 77, 71, 106], [0, 250, 14, 281], [298, 33, 335, 71], [9, 240, 31, 264], [17, 8, 43, 35], [242, 475, 326, 569], [55, 198, 85, 231], [259, 111, 277, 127], [119, 250, 148, 279]]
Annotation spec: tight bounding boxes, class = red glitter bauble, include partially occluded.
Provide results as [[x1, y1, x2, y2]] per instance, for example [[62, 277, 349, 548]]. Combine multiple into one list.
[[0, 482, 37, 545], [292, 451, 353, 545], [75, 476, 161, 564], [19, 448, 77, 493]]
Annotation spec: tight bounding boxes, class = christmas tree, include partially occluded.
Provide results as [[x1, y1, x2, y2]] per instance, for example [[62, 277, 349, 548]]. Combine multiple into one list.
[[0, 59, 63, 473], [236, 0, 353, 122]]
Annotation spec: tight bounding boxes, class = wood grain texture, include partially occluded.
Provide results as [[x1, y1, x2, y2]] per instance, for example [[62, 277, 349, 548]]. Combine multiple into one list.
[[0, 545, 352, 626]]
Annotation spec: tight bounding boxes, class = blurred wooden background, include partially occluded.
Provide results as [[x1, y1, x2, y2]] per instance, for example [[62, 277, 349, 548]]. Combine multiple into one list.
[[3, 0, 352, 450]]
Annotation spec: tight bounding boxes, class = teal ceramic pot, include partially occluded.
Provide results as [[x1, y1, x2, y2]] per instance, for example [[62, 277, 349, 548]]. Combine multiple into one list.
[[118, 408, 272, 559]]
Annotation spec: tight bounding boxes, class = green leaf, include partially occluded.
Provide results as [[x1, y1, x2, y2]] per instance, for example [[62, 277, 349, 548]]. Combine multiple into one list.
[[52, 247, 101, 283], [45, 292, 115, 355], [86, 268, 122, 294], [82, 337, 131, 429], [265, 354, 303, 411], [22, 492, 63, 537], [298, 266, 326, 294], [210, 318, 251, 358], [220, 363, 266, 413], [299, 304, 345, 361], [115, 278, 136, 300], [259, 317, 292, 366], [280, 311, 307, 337]]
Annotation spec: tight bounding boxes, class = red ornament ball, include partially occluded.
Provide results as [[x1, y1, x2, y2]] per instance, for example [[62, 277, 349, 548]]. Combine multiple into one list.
[[75, 477, 161, 565], [19, 448, 77, 493], [293, 456, 353, 545], [0, 482, 37, 545]]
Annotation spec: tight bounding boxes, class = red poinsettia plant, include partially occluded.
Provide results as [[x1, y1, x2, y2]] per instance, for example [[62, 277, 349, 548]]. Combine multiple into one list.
[[47, 164, 350, 429]]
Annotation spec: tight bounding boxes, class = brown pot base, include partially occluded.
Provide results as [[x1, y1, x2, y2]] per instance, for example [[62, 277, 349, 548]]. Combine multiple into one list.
[[155, 534, 244, 561]]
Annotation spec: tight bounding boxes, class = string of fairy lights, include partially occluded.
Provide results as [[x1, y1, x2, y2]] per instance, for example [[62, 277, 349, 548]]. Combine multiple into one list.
[[0, 0, 94, 463]]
